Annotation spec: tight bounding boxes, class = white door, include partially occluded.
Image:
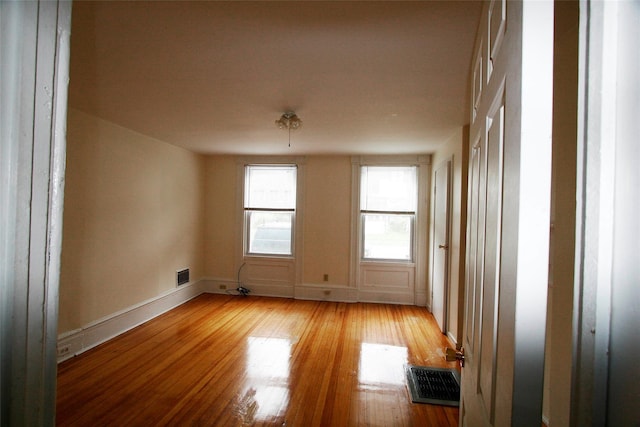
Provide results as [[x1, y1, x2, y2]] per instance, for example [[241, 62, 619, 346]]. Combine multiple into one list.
[[460, 1, 554, 425], [432, 161, 451, 333]]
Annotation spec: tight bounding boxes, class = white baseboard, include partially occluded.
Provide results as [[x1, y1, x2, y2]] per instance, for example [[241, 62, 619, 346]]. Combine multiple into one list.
[[358, 290, 416, 305], [447, 331, 458, 347], [416, 291, 428, 307], [58, 278, 430, 363], [204, 278, 415, 305], [57, 280, 203, 363], [236, 283, 294, 298], [200, 278, 238, 294], [294, 285, 358, 302], [200, 277, 294, 298]]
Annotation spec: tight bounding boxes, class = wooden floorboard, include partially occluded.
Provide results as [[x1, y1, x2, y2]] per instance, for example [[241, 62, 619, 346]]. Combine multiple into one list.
[[56, 294, 460, 426]]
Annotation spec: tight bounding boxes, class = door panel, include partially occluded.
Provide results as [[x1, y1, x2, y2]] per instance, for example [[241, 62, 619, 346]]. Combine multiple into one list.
[[472, 135, 487, 368], [432, 161, 451, 332], [478, 101, 504, 422], [488, 0, 506, 79], [464, 138, 483, 363]]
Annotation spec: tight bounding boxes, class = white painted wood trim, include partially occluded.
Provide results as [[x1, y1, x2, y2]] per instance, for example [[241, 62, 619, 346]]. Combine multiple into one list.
[[234, 157, 306, 290], [417, 294, 429, 308], [295, 284, 358, 302], [447, 331, 458, 348], [350, 155, 431, 306], [200, 277, 239, 294], [415, 156, 431, 307], [349, 158, 361, 289], [2, 1, 72, 423], [58, 274, 441, 364], [357, 292, 416, 306], [201, 277, 295, 298], [57, 280, 204, 363]]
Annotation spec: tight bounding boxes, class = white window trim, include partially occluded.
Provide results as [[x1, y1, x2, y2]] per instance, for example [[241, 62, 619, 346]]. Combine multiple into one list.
[[360, 165, 418, 262], [244, 164, 297, 258], [236, 157, 306, 287], [350, 155, 430, 304]]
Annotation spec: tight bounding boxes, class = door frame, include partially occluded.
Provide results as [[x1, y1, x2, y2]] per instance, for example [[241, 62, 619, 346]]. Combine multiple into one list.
[[570, 0, 640, 425], [0, 0, 72, 424]]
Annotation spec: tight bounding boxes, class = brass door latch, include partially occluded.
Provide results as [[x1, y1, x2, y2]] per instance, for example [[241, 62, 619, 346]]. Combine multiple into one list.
[[446, 347, 465, 367]]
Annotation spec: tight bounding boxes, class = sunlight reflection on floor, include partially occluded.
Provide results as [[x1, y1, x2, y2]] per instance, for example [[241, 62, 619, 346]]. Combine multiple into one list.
[[239, 336, 292, 423], [359, 343, 408, 389]]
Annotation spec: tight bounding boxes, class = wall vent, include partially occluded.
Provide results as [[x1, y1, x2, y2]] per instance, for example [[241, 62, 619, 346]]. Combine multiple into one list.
[[176, 268, 189, 286]]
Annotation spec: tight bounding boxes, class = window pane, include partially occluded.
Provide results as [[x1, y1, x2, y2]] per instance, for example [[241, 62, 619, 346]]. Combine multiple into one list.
[[362, 213, 412, 261], [361, 166, 416, 212], [247, 211, 293, 255], [246, 165, 296, 209]]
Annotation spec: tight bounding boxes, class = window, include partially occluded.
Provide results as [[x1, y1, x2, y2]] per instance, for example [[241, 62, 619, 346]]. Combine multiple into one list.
[[244, 165, 297, 256], [360, 166, 417, 261]]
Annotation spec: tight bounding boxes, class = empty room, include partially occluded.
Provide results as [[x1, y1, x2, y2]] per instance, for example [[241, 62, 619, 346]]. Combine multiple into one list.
[[3, 1, 638, 426], [55, 2, 477, 424]]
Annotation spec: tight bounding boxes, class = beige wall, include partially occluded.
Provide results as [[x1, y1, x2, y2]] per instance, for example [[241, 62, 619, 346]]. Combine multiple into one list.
[[203, 156, 238, 280], [430, 127, 468, 345], [301, 157, 352, 285], [59, 109, 205, 333], [202, 156, 353, 287]]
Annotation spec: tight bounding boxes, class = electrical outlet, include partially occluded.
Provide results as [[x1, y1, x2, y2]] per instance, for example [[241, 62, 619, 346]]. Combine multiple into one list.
[[219, 284, 227, 290], [57, 345, 70, 357], [323, 274, 329, 282]]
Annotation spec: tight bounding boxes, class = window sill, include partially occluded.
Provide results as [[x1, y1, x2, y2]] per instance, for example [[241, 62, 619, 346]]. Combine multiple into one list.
[[360, 259, 415, 267], [244, 254, 295, 261]]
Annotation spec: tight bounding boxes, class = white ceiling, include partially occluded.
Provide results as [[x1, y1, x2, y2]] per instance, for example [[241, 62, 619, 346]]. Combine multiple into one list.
[[68, 1, 482, 155]]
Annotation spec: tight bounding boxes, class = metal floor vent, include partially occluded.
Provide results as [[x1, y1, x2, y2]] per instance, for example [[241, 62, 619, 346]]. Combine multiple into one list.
[[406, 365, 460, 406], [176, 268, 189, 286]]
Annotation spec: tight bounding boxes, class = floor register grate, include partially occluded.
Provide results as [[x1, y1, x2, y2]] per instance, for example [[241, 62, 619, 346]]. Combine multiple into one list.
[[406, 365, 461, 406]]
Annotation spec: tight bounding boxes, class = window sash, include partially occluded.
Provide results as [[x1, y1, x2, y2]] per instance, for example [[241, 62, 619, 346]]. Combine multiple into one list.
[[243, 164, 297, 257], [359, 165, 417, 262], [245, 165, 297, 210], [360, 165, 417, 212], [361, 212, 414, 262], [245, 210, 294, 256]]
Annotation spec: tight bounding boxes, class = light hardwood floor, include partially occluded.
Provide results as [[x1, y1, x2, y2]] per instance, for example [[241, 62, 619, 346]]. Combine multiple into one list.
[[56, 294, 460, 426]]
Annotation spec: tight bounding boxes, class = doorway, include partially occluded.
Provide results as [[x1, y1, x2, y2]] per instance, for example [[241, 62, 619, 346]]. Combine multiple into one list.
[[432, 160, 452, 333]]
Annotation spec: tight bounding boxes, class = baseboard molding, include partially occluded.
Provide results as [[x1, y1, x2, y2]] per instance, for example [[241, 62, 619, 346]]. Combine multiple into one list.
[[200, 278, 238, 294], [57, 280, 203, 363], [294, 285, 358, 302], [447, 331, 458, 347], [204, 278, 415, 305], [200, 277, 294, 298], [203, 278, 419, 305], [58, 279, 430, 363], [416, 291, 428, 307], [358, 290, 416, 305]]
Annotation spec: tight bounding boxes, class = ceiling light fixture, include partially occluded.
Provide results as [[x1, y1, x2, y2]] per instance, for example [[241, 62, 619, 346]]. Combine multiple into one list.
[[275, 111, 302, 147]]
